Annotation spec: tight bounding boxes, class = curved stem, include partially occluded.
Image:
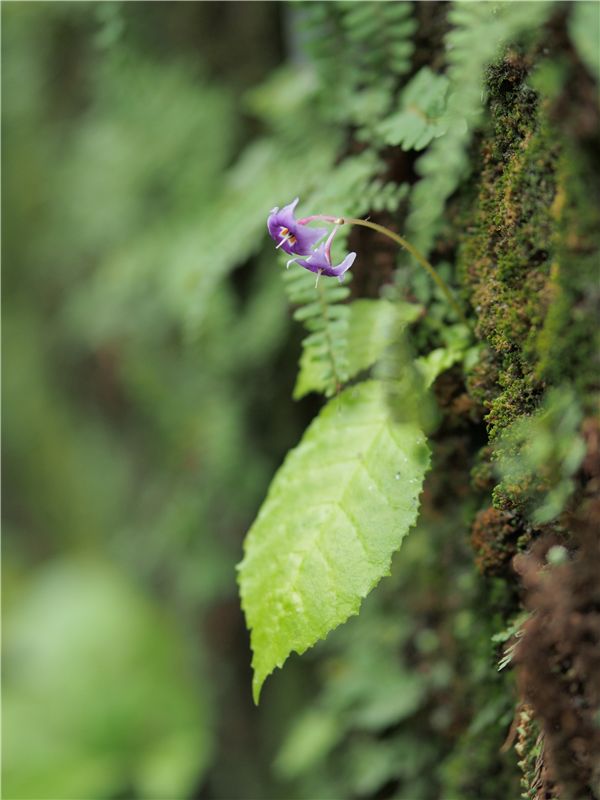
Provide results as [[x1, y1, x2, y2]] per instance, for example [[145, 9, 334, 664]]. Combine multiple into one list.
[[338, 217, 470, 327]]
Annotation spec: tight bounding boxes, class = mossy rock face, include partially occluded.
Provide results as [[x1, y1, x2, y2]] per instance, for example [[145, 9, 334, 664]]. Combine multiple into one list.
[[462, 52, 600, 440], [471, 506, 526, 577], [461, 53, 559, 440], [460, 44, 600, 800], [536, 147, 600, 400]]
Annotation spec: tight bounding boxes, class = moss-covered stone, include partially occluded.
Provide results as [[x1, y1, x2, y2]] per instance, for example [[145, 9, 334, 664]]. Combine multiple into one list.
[[471, 506, 527, 576], [459, 41, 600, 800], [462, 51, 599, 446], [461, 53, 559, 441], [536, 147, 600, 401]]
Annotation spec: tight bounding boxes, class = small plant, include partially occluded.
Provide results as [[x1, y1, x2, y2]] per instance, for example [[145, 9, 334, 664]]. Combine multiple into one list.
[[238, 198, 470, 702], [268, 198, 468, 325]]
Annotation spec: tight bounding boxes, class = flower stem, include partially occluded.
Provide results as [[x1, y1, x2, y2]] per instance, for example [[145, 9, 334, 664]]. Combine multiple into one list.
[[338, 217, 469, 327]]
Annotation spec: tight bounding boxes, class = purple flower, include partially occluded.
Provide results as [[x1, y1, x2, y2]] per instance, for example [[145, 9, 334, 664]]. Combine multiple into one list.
[[267, 198, 328, 256], [287, 227, 356, 284]]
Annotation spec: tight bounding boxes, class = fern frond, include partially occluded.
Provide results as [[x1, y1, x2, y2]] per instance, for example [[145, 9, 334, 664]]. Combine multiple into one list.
[[299, 1, 416, 131], [376, 67, 449, 151], [283, 267, 351, 399], [340, 1, 416, 85], [406, 0, 555, 255], [304, 150, 410, 228], [299, 3, 348, 92]]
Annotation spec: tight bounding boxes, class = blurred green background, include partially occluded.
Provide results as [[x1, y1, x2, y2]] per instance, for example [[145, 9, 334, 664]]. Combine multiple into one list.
[[2, 4, 308, 798], [2, 3, 566, 799]]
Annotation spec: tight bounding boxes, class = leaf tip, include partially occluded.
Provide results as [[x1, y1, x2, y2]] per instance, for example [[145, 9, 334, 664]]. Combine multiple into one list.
[[252, 672, 265, 706]]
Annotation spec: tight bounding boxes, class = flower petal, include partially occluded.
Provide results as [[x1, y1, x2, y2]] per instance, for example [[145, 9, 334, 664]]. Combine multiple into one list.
[[267, 199, 327, 256], [293, 244, 357, 281]]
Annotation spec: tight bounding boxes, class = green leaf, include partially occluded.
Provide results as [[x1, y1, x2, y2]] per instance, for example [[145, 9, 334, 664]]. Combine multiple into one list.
[[377, 67, 449, 150], [294, 298, 421, 399], [569, 1, 600, 83], [417, 348, 463, 388], [284, 266, 351, 399], [274, 709, 343, 778], [493, 386, 586, 523], [415, 328, 482, 388], [346, 299, 422, 380], [238, 380, 430, 702]]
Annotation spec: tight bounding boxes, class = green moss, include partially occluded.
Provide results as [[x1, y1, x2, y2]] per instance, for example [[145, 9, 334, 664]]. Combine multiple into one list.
[[462, 54, 599, 444], [486, 373, 541, 444], [460, 54, 559, 440], [458, 47, 599, 797], [536, 147, 600, 402]]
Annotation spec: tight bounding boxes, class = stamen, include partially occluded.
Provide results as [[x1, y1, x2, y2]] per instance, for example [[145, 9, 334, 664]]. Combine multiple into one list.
[[315, 269, 323, 288], [276, 234, 291, 250]]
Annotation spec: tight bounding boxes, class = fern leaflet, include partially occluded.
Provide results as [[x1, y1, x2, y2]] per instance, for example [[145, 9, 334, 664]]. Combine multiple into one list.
[[283, 267, 351, 399]]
